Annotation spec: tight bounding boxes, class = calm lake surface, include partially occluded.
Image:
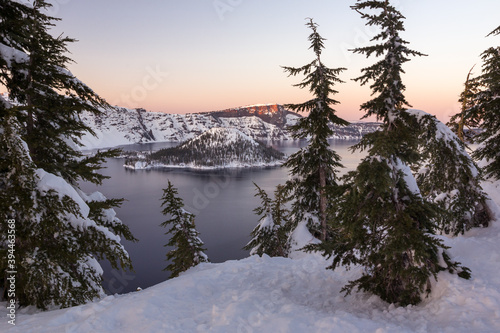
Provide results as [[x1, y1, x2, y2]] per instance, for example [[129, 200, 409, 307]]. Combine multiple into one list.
[[80, 140, 364, 294]]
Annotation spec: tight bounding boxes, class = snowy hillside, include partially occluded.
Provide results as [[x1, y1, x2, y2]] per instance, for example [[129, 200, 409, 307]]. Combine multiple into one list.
[[79, 105, 380, 150], [2, 180, 500, 332], [123, 127, 285, 170], [182, 126, 262, 147]]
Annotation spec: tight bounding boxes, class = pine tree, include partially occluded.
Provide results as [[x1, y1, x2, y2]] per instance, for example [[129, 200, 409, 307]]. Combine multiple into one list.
[[244, 184, 288, 257], [1, 99, 135, 309], [9, 0, 119, 185], [410, 109, 491, 235], [469, 26, 500, 180], [160, 180, 209, 279], [281, 18, 348, 246], [321, 0, 469, 306], [0, 0, 135, 309]]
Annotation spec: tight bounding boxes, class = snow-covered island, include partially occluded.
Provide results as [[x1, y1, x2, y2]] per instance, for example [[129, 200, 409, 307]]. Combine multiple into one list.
[[123, 127, 286, 170]]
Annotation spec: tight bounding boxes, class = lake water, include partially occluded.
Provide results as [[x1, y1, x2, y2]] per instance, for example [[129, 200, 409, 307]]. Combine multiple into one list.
[[80, 140, 364, 294]]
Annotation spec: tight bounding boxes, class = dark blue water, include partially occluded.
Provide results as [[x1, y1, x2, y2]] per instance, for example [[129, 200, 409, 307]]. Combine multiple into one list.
[[80, 140, 363, 294]]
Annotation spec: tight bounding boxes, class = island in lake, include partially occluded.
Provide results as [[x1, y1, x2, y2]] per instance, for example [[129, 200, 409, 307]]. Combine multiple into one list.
[[123, 127, 285, 170]]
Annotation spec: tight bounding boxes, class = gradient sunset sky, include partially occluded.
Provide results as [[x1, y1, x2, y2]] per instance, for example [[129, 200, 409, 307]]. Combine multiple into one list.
[[49, 0, 500, 122]]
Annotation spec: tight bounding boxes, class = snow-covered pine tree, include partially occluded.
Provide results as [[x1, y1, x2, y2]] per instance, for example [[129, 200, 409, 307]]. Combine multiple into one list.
[[0, 0, 135, 309], [244, 183, 288, 257], [322, 0, 469, 306], [8, 0, 120, 185], [469, 26, 500, 180], [160, 180, 209, 278], [281, 18, 348, 246], [410, 109, 491, 235], [1, 98, 134, 309]]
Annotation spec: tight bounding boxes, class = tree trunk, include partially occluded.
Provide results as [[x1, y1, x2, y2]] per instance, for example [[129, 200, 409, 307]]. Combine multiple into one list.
[[458, 65, 476, 142], [26, 67, 35, 158], [319, 165, 327, 242]]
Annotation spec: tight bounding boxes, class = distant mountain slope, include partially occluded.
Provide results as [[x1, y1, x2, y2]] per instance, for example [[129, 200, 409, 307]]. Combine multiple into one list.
[[79, 104, 380, 150], [124, 127, 285, 169]]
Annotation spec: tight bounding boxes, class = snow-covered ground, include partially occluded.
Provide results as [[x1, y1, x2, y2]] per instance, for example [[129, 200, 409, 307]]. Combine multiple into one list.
[[2, 180, 500, 332]]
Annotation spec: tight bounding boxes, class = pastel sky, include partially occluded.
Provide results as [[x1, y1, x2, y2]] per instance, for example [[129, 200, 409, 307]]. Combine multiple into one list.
[[48, 0, 500, 122]]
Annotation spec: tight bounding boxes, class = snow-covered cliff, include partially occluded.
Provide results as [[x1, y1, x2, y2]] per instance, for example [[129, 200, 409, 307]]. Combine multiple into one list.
[[79, 104, 380, 150]]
